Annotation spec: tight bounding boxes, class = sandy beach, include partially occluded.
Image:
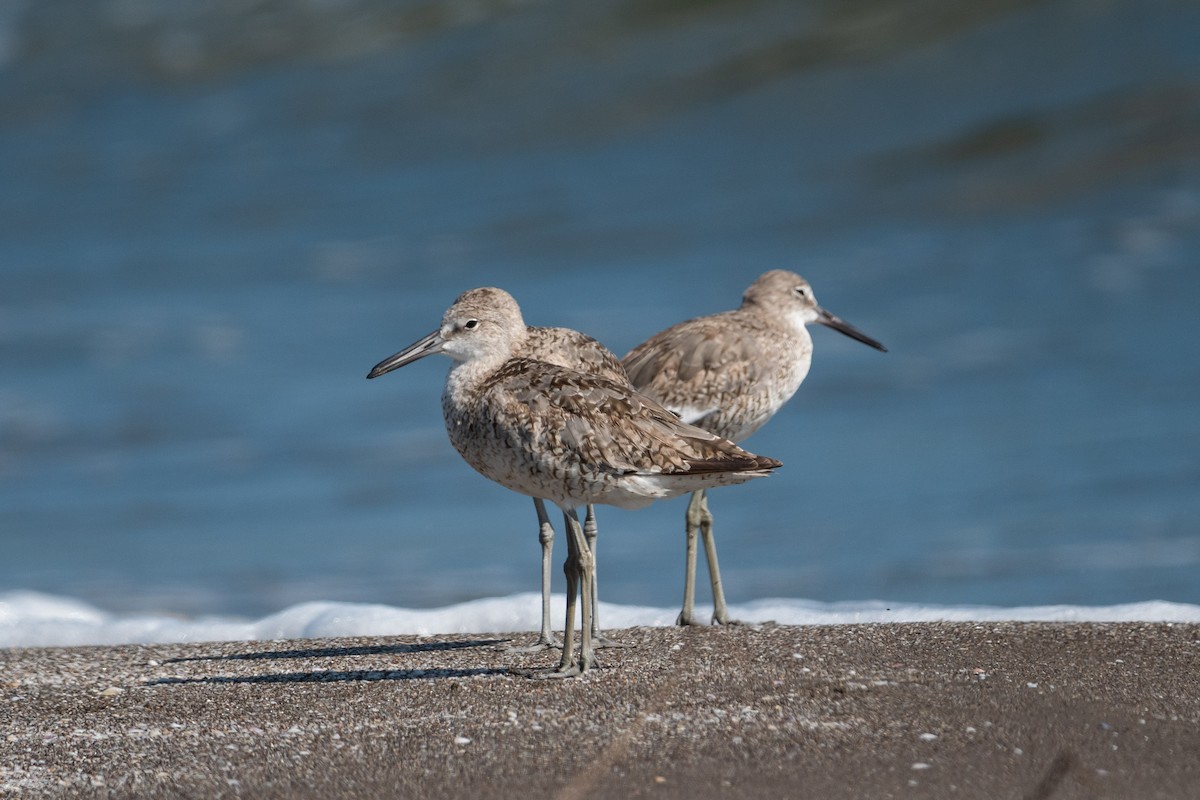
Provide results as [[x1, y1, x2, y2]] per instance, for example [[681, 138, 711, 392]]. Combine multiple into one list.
[[2, 622, 1198, 798]]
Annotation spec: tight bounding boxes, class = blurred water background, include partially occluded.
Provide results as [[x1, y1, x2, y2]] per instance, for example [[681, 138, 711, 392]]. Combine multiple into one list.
[[2, 0, 1198, 624]]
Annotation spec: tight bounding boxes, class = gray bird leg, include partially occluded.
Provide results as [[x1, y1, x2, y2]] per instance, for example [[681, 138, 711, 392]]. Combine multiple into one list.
[[568, 508, 597, 673], [546, 516, 581, 676], [583, 504, 601, 638], [541, 508, 596, 678], [677, 490, 704, 626], [698, 490, 740, 625], [582, 504, 630, 648], [505, 498, 562, 652]]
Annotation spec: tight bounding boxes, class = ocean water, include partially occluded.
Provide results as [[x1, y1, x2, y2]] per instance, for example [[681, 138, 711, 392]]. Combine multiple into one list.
[[5, 590, 1200, 650], [2, 0, 1199, 646]]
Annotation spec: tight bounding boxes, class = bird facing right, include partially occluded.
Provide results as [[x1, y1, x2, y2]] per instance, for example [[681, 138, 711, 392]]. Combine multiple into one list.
[[622, 270, 887, 626]]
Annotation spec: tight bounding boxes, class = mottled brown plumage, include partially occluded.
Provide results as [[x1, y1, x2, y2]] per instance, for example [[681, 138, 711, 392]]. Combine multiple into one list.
[[451, 356, 779, 508], [514, 326, 628, 651], [525, 326, 627, 384]]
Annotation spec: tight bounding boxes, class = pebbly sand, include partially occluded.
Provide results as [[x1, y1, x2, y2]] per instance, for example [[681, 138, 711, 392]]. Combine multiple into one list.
[[2, 622, 1198, 798]]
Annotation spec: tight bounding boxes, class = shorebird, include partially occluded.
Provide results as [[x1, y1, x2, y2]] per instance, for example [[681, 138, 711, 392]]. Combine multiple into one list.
[[622, 270, 886, 626], [513, 326, 628, 652], [367, 287, 781, 676]]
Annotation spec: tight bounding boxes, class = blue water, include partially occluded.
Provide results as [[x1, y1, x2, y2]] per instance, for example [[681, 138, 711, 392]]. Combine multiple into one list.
[[2, 0, 1199, 618]]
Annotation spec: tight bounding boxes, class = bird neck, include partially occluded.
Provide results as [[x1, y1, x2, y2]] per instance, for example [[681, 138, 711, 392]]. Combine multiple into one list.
[[444, 341, 514, 403]]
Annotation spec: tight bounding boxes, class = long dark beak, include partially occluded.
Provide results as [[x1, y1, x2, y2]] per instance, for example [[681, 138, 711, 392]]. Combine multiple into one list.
[[367, 330, 445, 379], [817, 308, 887, 352]]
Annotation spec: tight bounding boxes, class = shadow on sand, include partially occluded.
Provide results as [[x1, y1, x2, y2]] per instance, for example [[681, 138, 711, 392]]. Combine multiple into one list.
[[148, 638, 513, 685]]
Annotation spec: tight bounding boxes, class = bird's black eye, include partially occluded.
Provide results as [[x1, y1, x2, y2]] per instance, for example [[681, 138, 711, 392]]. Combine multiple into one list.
[[463, 319, 480, 330], [794, 286, 808, 297]]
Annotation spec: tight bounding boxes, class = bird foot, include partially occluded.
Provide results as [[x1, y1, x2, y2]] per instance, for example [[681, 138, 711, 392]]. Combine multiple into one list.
[[499, 636, 562, 653], [591, 633, 634, 649], [535, 667, 581, 680], [528, 662, 587, 679], [510, 651, 601, 679]]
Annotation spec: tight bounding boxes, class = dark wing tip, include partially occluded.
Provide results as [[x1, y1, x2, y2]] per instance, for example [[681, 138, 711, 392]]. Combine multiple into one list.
[[684, 451, 781, 475]]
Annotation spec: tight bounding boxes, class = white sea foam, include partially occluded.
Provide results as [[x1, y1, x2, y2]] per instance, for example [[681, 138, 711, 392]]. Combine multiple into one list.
[[2, 590, 1198, 649]]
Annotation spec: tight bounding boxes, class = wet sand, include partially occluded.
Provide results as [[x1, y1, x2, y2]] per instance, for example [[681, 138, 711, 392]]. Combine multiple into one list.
[[2, 622, 1198, 798]]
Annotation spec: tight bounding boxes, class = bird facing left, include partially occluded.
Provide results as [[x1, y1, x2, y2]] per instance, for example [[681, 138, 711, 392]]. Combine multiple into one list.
[[367, 286, 782, 676]]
